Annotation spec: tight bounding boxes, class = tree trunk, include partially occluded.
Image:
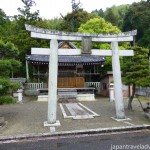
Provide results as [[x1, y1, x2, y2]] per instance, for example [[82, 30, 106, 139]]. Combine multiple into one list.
[[128, 84, 136, 110]]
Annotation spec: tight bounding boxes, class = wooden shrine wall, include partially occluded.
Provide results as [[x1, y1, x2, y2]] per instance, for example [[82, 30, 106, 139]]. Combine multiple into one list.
[[57, 77, 84, 88]]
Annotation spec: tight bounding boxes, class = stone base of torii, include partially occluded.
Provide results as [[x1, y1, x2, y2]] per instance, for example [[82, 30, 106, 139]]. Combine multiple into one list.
[[25, 24, 137, 127]]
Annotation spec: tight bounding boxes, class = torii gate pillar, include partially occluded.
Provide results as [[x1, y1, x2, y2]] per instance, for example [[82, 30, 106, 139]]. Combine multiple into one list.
[[111, 41, 125, 119], [44, 39, 60, 127]]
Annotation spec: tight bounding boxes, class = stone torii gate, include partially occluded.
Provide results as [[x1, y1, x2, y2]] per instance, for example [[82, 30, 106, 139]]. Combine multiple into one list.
[[25, 24, 137, 126]]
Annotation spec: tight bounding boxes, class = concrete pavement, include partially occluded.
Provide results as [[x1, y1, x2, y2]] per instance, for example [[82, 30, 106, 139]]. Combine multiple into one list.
[[0, 96, 150, 140]]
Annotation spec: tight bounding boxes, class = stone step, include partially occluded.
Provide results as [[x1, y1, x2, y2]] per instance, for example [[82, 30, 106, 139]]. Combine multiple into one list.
[[57, 89, 77, 98]]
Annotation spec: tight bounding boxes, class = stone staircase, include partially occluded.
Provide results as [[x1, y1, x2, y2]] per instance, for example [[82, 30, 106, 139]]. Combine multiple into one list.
[[57, 88, 77, 99]]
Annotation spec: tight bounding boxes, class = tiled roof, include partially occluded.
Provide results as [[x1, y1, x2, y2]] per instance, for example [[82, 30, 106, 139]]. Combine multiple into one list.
[[27, 55, 104, 64]]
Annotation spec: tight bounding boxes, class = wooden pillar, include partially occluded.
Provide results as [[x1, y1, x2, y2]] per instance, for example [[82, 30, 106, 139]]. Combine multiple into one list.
[[26, 60, 29, 82], [38, 64, 40, 83]]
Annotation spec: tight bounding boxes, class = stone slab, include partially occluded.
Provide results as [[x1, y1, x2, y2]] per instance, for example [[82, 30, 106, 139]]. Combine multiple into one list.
[[76, 94, 95, 101], [73, 115, 94, 120], [65, 103, 91, 116], [44, 120, 61, 127], [59, 103, 99, 120], [111, 117, 131, 122]]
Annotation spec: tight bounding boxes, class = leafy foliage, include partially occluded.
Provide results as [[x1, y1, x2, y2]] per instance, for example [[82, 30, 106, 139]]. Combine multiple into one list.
[[78, 18, 120, 34], [0, 78, 21, 96], [61, 9, 99, 32], [138, 28, 150, 50], [0, 96, 16, 105], [91, 9, 104, 18], [0, 60, 11, 77], [0, 40, 19, 59], [105, 8, 119, 27], [0, 39, 21, 77], [0, 39, 21, 101], [92, 5, 129, 29], [0, 78, 11, 95], [1, 0, 49, 77], [17, 0, 41, 21], [123, 1, 150, 44], [122, 46, 150, 110], [122, 46, 150, 87], [78, 18, 121, 75], [43, 18, 64, 31], [71, 0, 82, 12]]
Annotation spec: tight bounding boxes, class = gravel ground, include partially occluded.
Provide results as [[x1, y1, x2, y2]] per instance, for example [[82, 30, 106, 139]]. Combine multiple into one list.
[[0, 96, 149, 137]]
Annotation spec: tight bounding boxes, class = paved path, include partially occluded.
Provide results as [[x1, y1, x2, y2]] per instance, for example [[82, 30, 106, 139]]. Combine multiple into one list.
[[0, 96, 149, 137]]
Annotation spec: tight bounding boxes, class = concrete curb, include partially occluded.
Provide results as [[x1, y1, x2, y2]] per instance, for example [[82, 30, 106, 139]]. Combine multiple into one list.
[[0, 125, 150, 142]]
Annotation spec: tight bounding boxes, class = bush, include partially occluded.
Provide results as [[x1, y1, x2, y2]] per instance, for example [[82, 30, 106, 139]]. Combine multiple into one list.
[[0, 78, 21, 96], [0, 96, 16, 105], [0, 78, 11, 95]]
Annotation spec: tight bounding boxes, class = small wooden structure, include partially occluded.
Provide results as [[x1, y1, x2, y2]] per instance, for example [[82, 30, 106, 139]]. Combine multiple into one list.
[[100, 71, 113, 97], [26, 41, 104, 88], [100, 71, 132, 97]]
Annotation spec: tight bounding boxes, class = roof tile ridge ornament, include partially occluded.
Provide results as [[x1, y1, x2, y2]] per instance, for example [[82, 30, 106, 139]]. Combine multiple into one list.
[[25, 24, 137, 38]]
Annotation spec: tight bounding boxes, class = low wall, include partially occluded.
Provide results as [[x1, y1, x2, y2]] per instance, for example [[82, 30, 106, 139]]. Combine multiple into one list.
[[24, 89, 38, 96], [77, 94, 95, 101]]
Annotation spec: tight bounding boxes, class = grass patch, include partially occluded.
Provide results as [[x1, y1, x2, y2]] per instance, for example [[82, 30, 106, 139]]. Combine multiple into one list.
[[0, 96, 16, 105]]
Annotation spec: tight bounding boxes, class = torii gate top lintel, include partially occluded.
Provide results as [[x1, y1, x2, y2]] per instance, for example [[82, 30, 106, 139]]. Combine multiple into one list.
[[25, 24, 137, 42]]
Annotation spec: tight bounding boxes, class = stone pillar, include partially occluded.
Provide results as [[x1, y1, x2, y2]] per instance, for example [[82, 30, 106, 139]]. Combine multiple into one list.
[[47, 39, 58, 124], [111, 41, 125, 119], [109, 83, 115, 102]]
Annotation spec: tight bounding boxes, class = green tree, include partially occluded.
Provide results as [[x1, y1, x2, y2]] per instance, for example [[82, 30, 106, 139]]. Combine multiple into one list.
[[123, 1, 150, 43], [138, 28, 150, 52], [122, 46, 150, 110], [17, 0, 41, 21], [0, 40, 21, 77], [43, 18, 64, 31], [105, 8, 119, 27], [0, 40, 19, 59], [104, 5, 129, 29], [61, 6, 99, 32], [1, 0, 48, 77], [0, 8, 12, 37], [71, 0, 82, 12], [0, 60, 11, 77], [0, 40, 21, 104], [92, 9, 104, 18], [78, 18, 120, 34], [78, 18, 121, 74]]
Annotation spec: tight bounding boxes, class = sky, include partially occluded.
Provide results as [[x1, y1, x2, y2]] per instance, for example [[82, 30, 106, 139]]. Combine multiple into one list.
[[0, 0, 142, 19]]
